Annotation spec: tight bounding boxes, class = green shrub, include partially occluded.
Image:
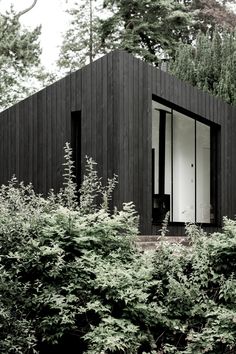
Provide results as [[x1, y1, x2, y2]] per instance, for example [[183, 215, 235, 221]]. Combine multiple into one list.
[[0, 144, 236, 353], [147, 222, 236, 353], [0, 144, 143, 353]]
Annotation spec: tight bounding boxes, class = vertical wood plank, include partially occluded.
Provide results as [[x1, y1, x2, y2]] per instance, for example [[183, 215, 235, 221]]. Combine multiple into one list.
[[123, 51, 129, 202], [107, 52, 114, 185], [146, 63, 153, 234], [70, 71, 76, 112], [128, 53, 134, 203], [142, 61, 149, 233], [46, 85, 52, 190], [50, 82, 57, 192], [138, 59, 144, 230], [56, 79, 64, 192], [42, 88, 47, 194], [231, 106, 236, 216], [113, 50, 122, 208], [91, 59, 97, 163], [28, 96, 33, 185], [19, 102, 24, 183], [102, 54, 108, 182], [37, 91, 43, 192], [95, 57, 103, 179], [65, 75, 71, 143], [60, 78, 67, 188], [133, 56, 139, 214]]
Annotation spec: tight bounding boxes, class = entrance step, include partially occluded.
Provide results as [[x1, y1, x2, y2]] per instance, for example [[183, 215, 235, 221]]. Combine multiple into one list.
[[136, 235, 189, 251]]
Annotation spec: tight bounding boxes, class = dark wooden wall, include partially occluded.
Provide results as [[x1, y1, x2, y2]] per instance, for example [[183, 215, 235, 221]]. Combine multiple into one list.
[[0, 75, 72, 194], [0, 50, 235, 235]]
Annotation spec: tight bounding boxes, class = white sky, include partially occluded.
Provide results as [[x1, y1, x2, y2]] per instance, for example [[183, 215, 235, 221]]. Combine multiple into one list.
[[0, 0, 71, 69]]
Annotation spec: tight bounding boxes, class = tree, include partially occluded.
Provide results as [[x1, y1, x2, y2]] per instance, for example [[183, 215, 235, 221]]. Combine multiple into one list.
[[99, 0, 236, 63], [187, 0, 236, 34], [0, 2, 42, 110], [97, 0, 192, 66], [171, 30, 236, 105], [58, 0, 103, 72], [58, 0, 192, 70], [59, 0, 236, 71]]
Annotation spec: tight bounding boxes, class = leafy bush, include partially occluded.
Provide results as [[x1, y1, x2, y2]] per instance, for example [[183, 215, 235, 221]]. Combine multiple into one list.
[[0, 144, 141, 353], [0, 144, 236, 353], [147, 223, 236, 353]]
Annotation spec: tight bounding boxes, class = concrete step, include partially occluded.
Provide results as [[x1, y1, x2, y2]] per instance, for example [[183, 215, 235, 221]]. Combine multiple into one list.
[[136, 235, 189, 251]]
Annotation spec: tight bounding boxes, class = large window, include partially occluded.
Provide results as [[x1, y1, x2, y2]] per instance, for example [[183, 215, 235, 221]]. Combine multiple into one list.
[[152, 100, 216, 224]]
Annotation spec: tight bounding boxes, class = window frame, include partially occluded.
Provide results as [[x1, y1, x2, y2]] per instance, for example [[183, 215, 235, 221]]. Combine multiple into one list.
[[152, 95, 220, 227]]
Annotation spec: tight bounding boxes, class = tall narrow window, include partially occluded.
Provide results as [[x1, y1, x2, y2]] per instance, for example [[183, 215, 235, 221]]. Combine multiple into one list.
[[71, 111, 81, 193], [152, 100, 217, 224], [152, 103, 171, 222], [196, 122, 210, 223]]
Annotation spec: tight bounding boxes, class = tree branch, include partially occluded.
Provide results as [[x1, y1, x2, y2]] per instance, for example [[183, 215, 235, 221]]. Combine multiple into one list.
[[16, 0, 38, 18]]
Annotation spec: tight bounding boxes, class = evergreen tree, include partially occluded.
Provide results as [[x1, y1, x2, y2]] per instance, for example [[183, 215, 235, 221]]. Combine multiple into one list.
[[218, 32, 236, 103], [58, 0, 236, 71], [58, 0, 103, 72], [171, 30, 236, 105], [98, 0, 192, 66], [0, 5, 42, 110], [58, 0, 192, 69]]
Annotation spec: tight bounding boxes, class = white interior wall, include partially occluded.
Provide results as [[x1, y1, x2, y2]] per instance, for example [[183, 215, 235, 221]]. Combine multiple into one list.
[[173, 112, 195, 222]]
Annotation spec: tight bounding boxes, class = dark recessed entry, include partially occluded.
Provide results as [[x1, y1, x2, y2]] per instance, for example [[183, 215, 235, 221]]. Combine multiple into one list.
[[71, 111, 81, 194]]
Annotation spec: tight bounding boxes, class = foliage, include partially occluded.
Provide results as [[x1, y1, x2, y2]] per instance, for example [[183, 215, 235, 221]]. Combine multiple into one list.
[[0, 8, 41, 110], [58, 0, 236, 70], [171, 30, 236, 105], [147, 222, 236, 353], [186, 0, 236, 34], [0, 144, 236, 353], [85, 0, 191, 66], [58, 0, 104, 72], [0, 6, 57, 112], [0, 144, 140, 353], [58, 0, 193, 69]]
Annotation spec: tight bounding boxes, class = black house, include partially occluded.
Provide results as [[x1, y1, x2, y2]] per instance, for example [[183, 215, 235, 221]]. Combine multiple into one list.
[[0, 50, 235, 235]]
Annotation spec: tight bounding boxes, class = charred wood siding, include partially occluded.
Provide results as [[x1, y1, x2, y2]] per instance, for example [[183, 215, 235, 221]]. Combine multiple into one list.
[[0, 51, 235, 235]]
